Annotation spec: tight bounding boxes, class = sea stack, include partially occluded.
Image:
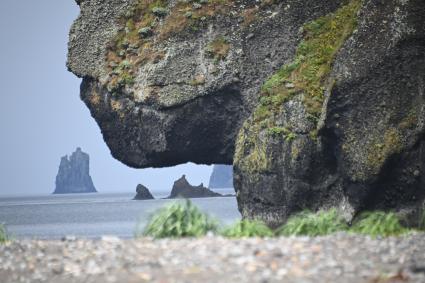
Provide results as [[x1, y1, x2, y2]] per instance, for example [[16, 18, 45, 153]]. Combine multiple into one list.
[[168, 175, 222, 199], [53, 147, 97, 194], [209, 165, 233, 189], [133, 184, 154, 200]]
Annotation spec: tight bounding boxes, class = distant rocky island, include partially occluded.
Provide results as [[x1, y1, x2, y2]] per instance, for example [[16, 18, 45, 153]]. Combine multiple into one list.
[[209, 165, 233, 189], [168, 175, 222, 199], [53, 147, 97, 194], [133, 184, 154, 200]]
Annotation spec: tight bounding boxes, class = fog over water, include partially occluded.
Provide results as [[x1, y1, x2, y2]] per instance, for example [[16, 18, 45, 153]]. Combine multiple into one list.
[[0, 1, 215, 196]]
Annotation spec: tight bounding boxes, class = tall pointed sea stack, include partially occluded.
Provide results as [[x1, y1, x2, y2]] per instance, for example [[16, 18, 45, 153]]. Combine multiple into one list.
[[53, 147, 97, 194]]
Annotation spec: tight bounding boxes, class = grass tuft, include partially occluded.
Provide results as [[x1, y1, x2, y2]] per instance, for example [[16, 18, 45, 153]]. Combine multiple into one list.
[[276, 209, 348, 236], [0, 224, 10, 244], [139, 200, 218, 238], [350, 211, 409, 237], [221, 219, 274, 238], [136, 200, 420, 239]]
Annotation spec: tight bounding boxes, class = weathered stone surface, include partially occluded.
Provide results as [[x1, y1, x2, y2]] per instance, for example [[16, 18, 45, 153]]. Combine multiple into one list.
[[209, 165, 233, 188], [53, 148, 97, 194], [133, 184, 154, 200], [68, 0, 345, 167], [234, 0, 425, 226], [68, 0, 425, 226], [168, 175, 222, 198]]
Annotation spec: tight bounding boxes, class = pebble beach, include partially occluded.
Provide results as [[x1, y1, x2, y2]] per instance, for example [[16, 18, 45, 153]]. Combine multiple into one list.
[[1, 233, 425, 283]]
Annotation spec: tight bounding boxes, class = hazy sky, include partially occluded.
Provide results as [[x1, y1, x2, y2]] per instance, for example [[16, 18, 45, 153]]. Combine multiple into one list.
[[0, 1, 214, 196]]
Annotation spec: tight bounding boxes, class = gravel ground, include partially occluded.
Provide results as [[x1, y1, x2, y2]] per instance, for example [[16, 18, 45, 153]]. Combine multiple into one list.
[[1, 233, 425, 283]]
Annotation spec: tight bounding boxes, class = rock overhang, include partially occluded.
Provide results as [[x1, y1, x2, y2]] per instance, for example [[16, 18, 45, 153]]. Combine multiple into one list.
[[68, 0, 346, 168], [67, 0, 425, 227]]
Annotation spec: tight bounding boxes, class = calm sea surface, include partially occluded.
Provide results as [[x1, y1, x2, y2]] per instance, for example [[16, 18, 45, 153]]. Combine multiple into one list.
[[0, 189, 240, 239]]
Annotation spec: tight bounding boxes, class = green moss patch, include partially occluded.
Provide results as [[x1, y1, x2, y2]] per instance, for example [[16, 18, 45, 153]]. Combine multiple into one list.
[[366, 128, 402, 175], [234, 124, 270, 175], [234, 0, 362, 177], [257, 0, 361, 123]]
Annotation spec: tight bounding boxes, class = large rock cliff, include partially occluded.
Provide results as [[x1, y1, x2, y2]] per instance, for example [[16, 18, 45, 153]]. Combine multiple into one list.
[[53, 148, 97, 194], [68, 0, 425, 225], [234, 0, 425, 226]]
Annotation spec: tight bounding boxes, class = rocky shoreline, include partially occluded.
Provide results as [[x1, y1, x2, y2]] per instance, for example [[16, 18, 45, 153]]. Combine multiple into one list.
[[1, 233, 425, 283]]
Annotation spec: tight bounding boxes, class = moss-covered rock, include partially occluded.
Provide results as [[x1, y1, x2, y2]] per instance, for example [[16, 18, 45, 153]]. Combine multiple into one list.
[[234, 0, 425, 226], [68, 0, 347, 167], [68, 0, 425, 226]]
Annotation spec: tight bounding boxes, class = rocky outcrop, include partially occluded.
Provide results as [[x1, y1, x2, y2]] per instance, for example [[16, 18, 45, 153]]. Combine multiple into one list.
[[209, 165, 233, 188], [168, 175, 222, 198], [68, 0, 425, 226], [133, 184, 154, 200], [68, 0, 345, 167], [53, 148, 97, 194], [234, 0, 425, 226]]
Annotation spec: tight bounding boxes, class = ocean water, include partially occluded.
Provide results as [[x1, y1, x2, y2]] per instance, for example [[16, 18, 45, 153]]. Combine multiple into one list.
[[0, 189, 240, 239]]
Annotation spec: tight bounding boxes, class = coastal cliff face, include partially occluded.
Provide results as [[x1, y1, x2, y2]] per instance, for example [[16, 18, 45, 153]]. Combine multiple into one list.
[[54, 148, 97, 194], [234, 0, 425, 226], [68, 0, 425, 225]]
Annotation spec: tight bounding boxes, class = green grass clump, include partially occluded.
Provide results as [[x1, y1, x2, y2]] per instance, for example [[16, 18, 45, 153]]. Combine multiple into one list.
[[139, 200, 218, 238], [276, 209, 348, 236], [136, 200, 420, 239], [350, 211, 409, 237], [0, 224, 10, 244], [221, 219, 274, 238]]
